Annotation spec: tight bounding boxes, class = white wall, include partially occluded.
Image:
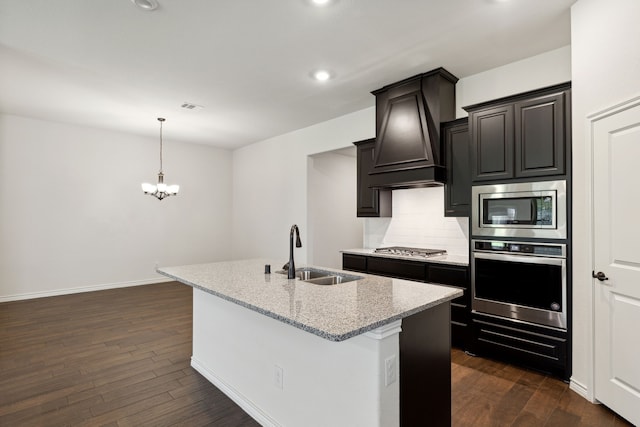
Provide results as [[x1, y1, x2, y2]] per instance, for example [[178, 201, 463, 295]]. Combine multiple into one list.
[[0, 114, 232, 300], [368, 188, 469, 256], [456, 45, 572, 117], [307, 147, 362, 269], [570, 0, 640, 400], [231, 108, 375, 264]]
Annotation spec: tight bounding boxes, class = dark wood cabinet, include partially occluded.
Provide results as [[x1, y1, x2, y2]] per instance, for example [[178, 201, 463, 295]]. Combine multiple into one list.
[[469, 105, 514, 182], [465, 82, 571, 182], [343, 254, 470, 350], [354, 139, 391, 217], [367, 257, 427, 282], [468, 313, 569, 380], [442, 118, 471, 217], [427, 264, 470, 349], [514, 91, 567, 178], [342, 254, 368, 273]]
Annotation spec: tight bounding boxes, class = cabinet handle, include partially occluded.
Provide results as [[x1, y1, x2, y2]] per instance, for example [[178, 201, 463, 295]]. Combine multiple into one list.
[[592, 271, 609, 281]]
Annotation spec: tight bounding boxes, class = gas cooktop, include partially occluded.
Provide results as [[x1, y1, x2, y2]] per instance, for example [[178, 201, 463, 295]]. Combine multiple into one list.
[[374, 246, 447, 258]]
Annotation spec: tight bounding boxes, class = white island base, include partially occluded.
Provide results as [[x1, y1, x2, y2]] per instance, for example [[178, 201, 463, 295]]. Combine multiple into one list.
[[191, 287, 451, 427]]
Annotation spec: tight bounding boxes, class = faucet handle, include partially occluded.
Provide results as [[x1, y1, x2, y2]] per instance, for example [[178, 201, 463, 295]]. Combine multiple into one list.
[[282, 262, 290, 271]]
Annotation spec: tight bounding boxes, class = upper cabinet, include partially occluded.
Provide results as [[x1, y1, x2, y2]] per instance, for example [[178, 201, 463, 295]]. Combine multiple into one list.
[[368, 68, 458, 189], [468, 105, 515, 181], [354, 139, 391, 217], [442, 118, 470, 217], [514, 91, 568, 179], [465, 83, 571, 182]]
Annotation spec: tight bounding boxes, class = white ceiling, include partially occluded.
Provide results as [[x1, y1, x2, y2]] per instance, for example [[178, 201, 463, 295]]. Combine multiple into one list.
[[0, 0, 575, 149]]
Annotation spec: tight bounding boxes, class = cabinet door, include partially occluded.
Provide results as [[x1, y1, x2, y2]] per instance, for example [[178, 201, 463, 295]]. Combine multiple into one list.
[[443, 120, 470, 216], [355, 139, 391, 217], [514, 91, 566, 178], [470, 105, 514, 182]]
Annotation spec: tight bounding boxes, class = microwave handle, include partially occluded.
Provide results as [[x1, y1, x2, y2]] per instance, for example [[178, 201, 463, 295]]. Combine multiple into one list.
[[473, 252, 565, 266], [530, 198, 537, 223]]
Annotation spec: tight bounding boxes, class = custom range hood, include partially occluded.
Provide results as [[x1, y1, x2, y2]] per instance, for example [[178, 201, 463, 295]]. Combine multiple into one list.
[[368, 67, 458, 189]]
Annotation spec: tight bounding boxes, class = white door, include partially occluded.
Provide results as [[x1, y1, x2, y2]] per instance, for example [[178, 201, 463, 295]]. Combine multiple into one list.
[[593, 97, 640, 426]]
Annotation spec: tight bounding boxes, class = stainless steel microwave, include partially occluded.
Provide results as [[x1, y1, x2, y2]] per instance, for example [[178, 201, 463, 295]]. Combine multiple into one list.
[[471, 180, 567, 239]]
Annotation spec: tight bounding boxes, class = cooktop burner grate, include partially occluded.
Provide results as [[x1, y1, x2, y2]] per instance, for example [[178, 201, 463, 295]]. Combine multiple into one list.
[[374, 246, 447, 258]]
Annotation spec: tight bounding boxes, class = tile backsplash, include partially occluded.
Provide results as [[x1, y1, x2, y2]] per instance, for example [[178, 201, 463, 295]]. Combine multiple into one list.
[[363, 187, 469, 256]]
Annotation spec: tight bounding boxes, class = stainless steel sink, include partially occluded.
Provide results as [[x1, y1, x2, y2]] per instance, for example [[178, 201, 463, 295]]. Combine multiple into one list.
[[295, 268, 331, 280], [276, 268, 362, 285], [304, 275, 359, 285]]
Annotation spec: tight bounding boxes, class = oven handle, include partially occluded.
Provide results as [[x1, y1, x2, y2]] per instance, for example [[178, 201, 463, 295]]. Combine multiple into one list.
[[473, 252, 565, 266]]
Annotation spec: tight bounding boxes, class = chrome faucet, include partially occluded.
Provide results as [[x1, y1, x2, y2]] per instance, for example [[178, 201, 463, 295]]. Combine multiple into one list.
[[287, 224, 302, 279]]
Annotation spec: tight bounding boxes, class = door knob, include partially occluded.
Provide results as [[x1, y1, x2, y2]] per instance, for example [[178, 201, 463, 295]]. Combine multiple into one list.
[[592, 271, 609, 281]]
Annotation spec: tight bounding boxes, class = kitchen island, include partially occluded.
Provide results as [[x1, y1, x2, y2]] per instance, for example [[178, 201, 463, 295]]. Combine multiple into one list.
[[158, 259, 462, 427]]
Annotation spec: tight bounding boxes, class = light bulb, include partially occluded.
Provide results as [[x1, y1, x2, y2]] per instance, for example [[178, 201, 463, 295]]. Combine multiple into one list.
[[313, 70, 331, 81], [141, 183, 156, 193]]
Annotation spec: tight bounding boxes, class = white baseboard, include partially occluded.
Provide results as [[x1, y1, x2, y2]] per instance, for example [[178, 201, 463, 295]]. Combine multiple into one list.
[[0, 277, 174, 303], [191, 357, 280, 427], [569, 378, 596, 403]]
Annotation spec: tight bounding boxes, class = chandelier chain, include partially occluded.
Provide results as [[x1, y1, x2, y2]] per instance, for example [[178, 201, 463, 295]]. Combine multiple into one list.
[[159, 117, 164, 174]]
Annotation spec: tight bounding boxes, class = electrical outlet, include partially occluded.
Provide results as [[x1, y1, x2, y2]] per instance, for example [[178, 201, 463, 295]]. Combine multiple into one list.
[[385, 355, 397, 386], [274, 365, 284, 390]]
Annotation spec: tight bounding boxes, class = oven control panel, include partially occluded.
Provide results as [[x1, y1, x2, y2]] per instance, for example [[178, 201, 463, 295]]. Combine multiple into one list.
[[473, 240, 565, 257]]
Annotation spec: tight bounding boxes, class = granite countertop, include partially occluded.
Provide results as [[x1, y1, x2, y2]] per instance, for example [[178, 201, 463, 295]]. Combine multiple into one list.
[[341, 248, 469, 266], [157, 259, 462, 342]]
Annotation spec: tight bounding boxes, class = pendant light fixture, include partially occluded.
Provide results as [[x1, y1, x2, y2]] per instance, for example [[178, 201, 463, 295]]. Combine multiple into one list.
[[141, 118, 180, 200]]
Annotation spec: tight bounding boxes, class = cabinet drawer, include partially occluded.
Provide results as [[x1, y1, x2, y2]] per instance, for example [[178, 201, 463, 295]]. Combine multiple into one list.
[[342, 254, 367, 273], [470, 315, 568, 377], [367, 257, 427, 281], [428, 264, 468, 286]]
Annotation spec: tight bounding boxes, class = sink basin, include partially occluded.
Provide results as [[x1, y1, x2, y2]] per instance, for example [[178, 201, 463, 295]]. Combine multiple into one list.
[[304, 275, 360, 285], [275, 268, 332, 280], [295, 268, 331, 280], [275, 268, 362, 285]]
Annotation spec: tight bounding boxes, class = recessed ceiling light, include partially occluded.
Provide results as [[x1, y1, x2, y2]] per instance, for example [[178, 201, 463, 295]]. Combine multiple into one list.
[[311, 69, 333, 82], [309, 0, 334, 6], [131, 0, 159, 11]]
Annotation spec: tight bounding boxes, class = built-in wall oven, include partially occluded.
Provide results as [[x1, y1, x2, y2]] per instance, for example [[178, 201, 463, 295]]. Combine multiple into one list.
[[472, 180, 567, 240], [471, 239, 567, 329]]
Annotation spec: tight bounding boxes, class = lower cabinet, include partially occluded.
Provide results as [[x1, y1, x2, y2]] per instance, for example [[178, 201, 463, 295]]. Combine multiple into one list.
[[342, 254, 367, 273], [468, 313, 569, 380], [429, 264, 470, 350], [343, 254, 470, 350], [368, 257, 427, 281]]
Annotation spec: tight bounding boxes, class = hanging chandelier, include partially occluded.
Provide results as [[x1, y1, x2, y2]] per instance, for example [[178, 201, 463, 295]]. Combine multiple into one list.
[[141, 117, 180, 200]]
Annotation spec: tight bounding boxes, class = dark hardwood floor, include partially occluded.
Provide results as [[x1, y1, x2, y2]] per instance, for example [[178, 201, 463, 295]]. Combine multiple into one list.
[[0, 282, 259, 427], [451, 350, 632, 426], [0, 282, 633, 426]]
